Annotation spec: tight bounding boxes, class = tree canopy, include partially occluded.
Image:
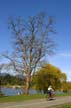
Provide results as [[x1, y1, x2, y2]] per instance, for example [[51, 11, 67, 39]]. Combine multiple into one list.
[[32, 64, 67, 93]]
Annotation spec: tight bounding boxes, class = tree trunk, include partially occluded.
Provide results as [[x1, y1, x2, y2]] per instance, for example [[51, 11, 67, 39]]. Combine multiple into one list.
[[0, 80, 1, 93], [26, 74, 31, 94]]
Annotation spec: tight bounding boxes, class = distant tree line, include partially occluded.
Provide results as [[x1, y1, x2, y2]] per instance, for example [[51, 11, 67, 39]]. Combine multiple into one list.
[[0, 64, 71, 94], [0, 73, 26, 86]]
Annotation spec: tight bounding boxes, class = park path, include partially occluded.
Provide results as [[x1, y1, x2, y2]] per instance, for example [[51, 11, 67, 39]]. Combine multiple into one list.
[[0, 96, 71, 108]]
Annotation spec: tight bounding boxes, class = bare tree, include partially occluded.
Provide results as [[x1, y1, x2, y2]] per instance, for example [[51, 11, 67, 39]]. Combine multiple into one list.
[[0, 63, 5, 94], [3, 12, 56, 94]]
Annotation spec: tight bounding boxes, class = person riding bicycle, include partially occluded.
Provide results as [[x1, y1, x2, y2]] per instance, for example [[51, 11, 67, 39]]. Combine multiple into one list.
[[47, 85, 54, 99]]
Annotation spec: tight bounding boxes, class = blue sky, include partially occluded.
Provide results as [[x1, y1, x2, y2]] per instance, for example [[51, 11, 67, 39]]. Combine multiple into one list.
[[0, 0, 71, 81]]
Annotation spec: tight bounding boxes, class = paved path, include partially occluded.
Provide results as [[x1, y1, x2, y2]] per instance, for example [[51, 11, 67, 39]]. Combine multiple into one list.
[[0, 96, 71, 108]]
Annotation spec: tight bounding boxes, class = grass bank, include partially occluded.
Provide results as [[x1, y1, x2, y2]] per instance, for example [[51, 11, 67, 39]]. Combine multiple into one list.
[[0, 94, 45, 103], [50, 103, 71, 108], [0, 92, 71, 103]]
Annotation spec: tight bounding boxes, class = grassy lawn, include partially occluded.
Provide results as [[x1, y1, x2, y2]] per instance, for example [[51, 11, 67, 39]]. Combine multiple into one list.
[[0, 92, 71, 103], [0, 94, 45, 103], [50, 103, 71, 108], [55, 92, 71, 96]]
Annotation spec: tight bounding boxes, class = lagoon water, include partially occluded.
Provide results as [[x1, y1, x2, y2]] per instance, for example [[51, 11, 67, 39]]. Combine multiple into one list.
[[1, 87, 38, 96], [1, 87, 24, 96], [1, 87, 64, 96]]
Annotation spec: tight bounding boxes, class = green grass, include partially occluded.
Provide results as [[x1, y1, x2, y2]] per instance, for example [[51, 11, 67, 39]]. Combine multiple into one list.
[[50, 103, 71, 108], [56, 92, 71, 97], [0, 92, 71, 103], [0, 94, 45, 103]]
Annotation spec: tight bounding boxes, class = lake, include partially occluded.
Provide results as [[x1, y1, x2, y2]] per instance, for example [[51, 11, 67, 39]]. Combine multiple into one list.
[[1, 87, 65, 96], [1, 87, 40, 96]]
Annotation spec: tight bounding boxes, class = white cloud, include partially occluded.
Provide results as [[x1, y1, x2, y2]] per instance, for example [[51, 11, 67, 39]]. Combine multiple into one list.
[[59, 52, 71, 57]]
